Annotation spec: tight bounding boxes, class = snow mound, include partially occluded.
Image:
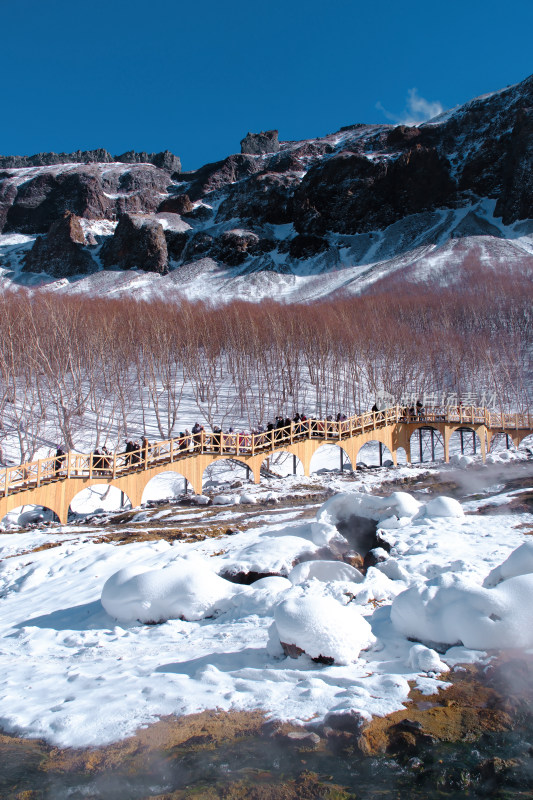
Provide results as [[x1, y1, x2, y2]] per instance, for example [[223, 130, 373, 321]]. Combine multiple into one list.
[[212, 494, 238, 505], [218, 535, 320, 578], [274, 594, 375, 664], [288, 560, 364, 585], [101, 560, 243, 623], [422, 496, 464, 518], [408, 644, 449, 674], [192, 494, 210, 505], [239, 492, 256, 504], [317, 491, 421, 526], [391, 572, 533, 650], [483, 542, 533, 587], [275, 521, 348, 550]]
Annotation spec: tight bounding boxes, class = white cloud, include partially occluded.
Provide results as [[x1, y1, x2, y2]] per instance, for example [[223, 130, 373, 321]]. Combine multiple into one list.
[[376, 88, 445, 127]]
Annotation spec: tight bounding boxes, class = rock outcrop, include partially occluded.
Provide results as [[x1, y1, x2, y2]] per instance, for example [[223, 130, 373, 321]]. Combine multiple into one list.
[[22, 212, 96, 278], [0, 148, 181, 173], [114, 150, 181, 174], [293, 146, 455, 235], [0, 149, 113, 168], [6, 171, 110, 234], [240, 130, 280, 155], [100, 213, 168, 274]]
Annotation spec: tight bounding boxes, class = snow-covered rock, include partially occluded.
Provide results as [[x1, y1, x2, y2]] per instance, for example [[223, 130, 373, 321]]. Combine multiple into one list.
[[317, 490, 421, 526], [101, 560, 242, 623], [408, 644, 449, 673], [218, 535, 320, 578], [422, 496, 464, 518], [192, 494, 210, 505], [274, 593, 375, 664], [212, 494, 238, 505], [288, 560, 364, 585], [239, 492, 256, 504], [391, 571, 533, 650], [483, 542, 533, 587]]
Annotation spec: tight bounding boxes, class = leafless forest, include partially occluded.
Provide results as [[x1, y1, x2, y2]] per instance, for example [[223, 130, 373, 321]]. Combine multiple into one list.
[[0, 264, 531, 462]]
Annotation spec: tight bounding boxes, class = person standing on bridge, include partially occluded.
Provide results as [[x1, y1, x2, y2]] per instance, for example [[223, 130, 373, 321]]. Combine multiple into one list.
[[54, 446, 65, 475], [141, 436, 150, 466]]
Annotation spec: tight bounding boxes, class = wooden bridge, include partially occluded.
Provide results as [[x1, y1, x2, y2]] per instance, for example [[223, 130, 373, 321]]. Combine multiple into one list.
[[1, 406, 532, 524]]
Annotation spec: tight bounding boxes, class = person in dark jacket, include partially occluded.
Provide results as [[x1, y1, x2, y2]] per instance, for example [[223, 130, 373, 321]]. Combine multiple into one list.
[[54, 446, 65, 475]]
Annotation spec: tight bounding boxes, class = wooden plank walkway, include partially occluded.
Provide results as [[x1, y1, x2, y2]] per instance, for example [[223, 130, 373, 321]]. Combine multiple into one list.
[[1, 405, 532, 524]]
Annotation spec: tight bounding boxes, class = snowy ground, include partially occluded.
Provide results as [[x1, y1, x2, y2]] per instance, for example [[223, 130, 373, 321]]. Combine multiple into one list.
[[0, 448, 532, 748]]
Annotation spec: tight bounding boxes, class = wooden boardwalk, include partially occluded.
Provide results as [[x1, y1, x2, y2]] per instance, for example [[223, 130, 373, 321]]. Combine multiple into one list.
[[1, 406, 532, 524]]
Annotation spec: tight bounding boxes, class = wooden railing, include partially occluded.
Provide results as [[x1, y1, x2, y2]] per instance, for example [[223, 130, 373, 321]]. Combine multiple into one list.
[[1, 406, 531, 499]]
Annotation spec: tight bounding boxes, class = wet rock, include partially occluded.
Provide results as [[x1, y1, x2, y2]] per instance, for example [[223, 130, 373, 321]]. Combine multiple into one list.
[[334, 513, 379, 557], [100, 213, 168, 274], [241, 130, 280, 155], [284, 730, 321, 747], [363, 547, 389, 569], [22, 211, 96, 278]]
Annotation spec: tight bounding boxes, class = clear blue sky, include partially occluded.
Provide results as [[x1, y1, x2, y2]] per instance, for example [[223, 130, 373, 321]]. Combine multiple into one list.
[[2, 0, 532, 170]]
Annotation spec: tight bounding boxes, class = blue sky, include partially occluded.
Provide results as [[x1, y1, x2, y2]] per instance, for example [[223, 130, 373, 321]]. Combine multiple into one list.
[[2, 0, 532, 170]]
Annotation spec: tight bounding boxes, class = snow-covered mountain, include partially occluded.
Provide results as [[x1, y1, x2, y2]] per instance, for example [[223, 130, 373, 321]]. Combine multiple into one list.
[[1, 74, 533, 301]]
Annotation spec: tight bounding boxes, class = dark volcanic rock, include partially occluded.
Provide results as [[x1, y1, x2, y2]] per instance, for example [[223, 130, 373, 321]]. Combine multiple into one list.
[[157, 194, 194, 214], [0, 178, 17, 232], [115, 150, 181, 174], [495, 107, 533, 223], [165, 229, 188, 261], [22, 211, 96, 278], [118, 166, 170, 194], [6, 172, 110, 233], [386, 125, 422, 148], [182, 154, 262, 201], [216, 172, 298, 225], [288, 234, 329, 260], [100, 213, 168, 274], [213, 230, 261, 266], [114, 189, 162, 215], [241, 130, 280, 155], [0, 149, 113, 169], [182, 232, 214, 262], [293, 146, 455, 235]]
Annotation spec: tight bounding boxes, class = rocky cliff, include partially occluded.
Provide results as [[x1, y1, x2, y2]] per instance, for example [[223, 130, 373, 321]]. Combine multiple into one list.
[[1, 74, 533, 300]]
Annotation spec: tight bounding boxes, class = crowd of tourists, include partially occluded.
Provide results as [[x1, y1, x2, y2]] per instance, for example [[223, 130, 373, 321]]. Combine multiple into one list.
[[52, 400, 430, 472]]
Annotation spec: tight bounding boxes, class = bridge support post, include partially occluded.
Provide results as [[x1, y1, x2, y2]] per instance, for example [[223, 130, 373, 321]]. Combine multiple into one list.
[[443, 428, 450, 463], [431, 428, 436, 461]]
